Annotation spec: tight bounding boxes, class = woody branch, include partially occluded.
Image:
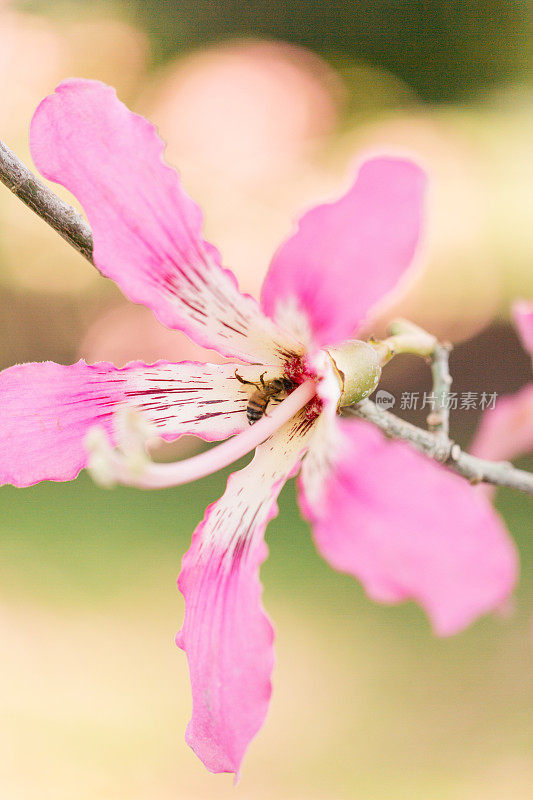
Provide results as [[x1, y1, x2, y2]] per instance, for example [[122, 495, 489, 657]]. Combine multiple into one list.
[[0, 139, 94, 264], [0, 138, 531, 496], [345, 400, 533, 495]]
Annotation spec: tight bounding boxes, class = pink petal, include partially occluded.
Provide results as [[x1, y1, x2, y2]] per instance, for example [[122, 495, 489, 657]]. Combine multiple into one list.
[[299, 419, 517, 636], [513, 300, 533, 356], [0, 359, 276, 487], [471, 384, 533, 463], [261, 158, 426, 348], [30, 79, 301, 364], [176, 412, 315, 774], [468, 301, 533, 490]]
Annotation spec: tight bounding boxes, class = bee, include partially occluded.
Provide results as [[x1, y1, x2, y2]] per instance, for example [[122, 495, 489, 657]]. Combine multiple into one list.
[[235, 370, 295, 424]]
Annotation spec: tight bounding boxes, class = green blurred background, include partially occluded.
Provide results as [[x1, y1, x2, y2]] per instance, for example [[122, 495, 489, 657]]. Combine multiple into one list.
[[1, 1, 532, 797]]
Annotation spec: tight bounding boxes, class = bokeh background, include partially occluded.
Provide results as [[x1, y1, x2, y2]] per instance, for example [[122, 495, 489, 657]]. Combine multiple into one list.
[[1, 0, 532, 797]]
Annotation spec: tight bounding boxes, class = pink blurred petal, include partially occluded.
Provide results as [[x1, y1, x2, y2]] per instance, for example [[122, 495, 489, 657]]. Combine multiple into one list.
[[299, 419, 517, 635], [176, 413, 316, 774], [0, 359, 277, 487], [144, 41, 341, 185], [471, 385, 533, 463], [513, 300, 533, 356], [30, 79, 301, 364], [79, 303, 217, 367], [261, 158, 426, 348]]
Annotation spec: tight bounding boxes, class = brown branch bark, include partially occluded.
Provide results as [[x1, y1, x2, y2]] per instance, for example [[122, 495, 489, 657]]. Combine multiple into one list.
[[0, 139, 94, 264], [345, 399, 533, 495]]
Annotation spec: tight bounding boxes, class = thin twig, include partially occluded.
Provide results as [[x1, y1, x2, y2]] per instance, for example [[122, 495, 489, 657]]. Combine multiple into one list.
[[345, 399, 533, 496], [428, 342, 452, 438], [0, 139, 94, 264]]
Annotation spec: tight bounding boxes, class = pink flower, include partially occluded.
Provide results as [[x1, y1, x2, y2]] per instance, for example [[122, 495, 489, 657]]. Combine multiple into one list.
[[472, 301, 533, 465], [0, 80, 517, 776]]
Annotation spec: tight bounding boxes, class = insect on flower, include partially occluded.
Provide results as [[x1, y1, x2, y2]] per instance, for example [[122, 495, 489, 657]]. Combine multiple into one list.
[[0, 79, 517, 776], [234, 370, 295, 424]]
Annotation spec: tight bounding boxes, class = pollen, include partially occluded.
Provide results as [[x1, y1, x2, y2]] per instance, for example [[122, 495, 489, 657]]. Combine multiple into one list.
[[283, 356, 323, 420], [304, 395, 323, 421], [283, 356, 308, 386]]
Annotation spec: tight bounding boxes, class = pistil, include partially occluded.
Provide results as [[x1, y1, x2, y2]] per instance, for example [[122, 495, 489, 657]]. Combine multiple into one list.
[[86, 379, 317, 490]]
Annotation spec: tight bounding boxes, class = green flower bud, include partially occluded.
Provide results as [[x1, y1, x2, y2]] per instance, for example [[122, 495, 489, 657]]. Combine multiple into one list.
[[325, 340, 382, 408]]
